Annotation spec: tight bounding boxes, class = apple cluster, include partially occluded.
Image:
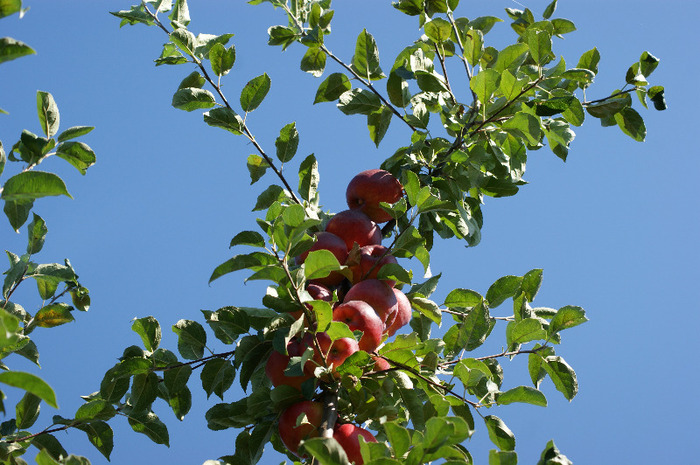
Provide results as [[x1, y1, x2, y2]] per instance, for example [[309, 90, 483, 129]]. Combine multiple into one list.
[[267, 169, 410, 463]]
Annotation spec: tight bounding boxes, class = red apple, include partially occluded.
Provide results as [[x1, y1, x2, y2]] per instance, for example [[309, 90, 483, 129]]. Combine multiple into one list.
[[304, 332, 359, 378], [333, 300, 384, 353], [291, 283, 335, 320], [343, 279, 398, 326], [325, 209, 382, 251], [346, 169, 404, 224], [385, 288, 411, 337], [296, 231, 348, 287], [371, 355, 391, 372], [348, 244, 398, 285], [278, 400, 324, 457], [265, 338, 314, 390], [333, 423, 378, 465]]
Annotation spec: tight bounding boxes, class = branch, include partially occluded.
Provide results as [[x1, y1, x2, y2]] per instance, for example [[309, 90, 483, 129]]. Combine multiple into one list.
[[153, 349, 235, 372], [582, 87, 636, 106], [141, 4, 301, 205]]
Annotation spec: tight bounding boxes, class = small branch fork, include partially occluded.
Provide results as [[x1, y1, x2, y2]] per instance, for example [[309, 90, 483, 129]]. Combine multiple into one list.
[[141, 3, 301, 205]]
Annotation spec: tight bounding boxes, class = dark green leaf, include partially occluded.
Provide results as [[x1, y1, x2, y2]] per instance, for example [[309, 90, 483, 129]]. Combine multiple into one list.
[[75, 399, 116, 422], [542, 0, 557, 19], [26, 213, 47, 255], [75, 421, 113, 460], [338, 89, 382, 115], [36, 91, 60, 138], [0, 371, 57, 408], [4, 199, 33, 231], [230, 230, 265, 248], [55, 141, 96, 175], [351, 29, 383, 80], [171, 87, 216, 112], [267, 25, 298, 49], [32, 434, 67, 462], [486, 275, 522, 308], [169, 28, 196, 55], [200, 358, 235, 400], [484, 415, 515, 451], [163, 364, 192, 396], [172, 319, 206, 360], [16, 392, 41, 429], [252, 185, 287, 211], [543, 355, 578, 400], [490, 450, 518, 465], [537, 440, 572, 465], [0, 37, 36, 64], [178, 71, 205, 90], [648, 86, 667, 111], [1, 171, 72, 202], [132, 316, 161, 352], [203, 107, 245, 134], [128, 411, 169, 446], [614, 107, 646, 141], [367, 106, 393, 147], [0, 0, 22, 18], [298, 154, 319, 202], [314, 73, 351, 104], [275, 122, 299, 163], [240, 73, 271, 112]]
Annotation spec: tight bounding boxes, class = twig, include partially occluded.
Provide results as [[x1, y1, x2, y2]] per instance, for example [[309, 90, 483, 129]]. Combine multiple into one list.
[[582, 87, 636, 106]]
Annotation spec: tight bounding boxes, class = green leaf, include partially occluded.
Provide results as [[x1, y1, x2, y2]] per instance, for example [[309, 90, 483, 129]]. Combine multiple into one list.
[[367, 106, 393, 147], [497, 386, 547, 407], [490, 450, 518, 465], [132, 316, 161, 352], [267, 25, 298, 49], [298, 154, 319, 202], [26, 213, 47, 255], [275, 122, 299, 163], [230, 230, 265, 248], [542, 0, 557, 19], [16, 392, 41, 429], [614, 107, 646, 141], [56, 126, 94, 143], [492, 43, 529, 73], [537, 440, 572, 465], [507, 318, 547, 345], [32, 435, 67, 463], [486, 275, 522, 308], [75, 421, 114, 460], [484, 415, 515, 451], [470, 16, 503, 34], [55, 141, 96, 175], [302, 437, 350, 465], [34, 303, 74, 328], [1, 171, 72, 202], [200, 358, 235, 400], [172, 319, 206, 360], [75, 399, 116, 422], [464, 29, 485, 66], [577, 47, 600, 76], [300, 46, 326, 77], [424, 18, 452, 43], [470, 69, 500, 104], [36, 91, 60, 138], [253, 185, 287, 211], [168, 0, 189, 27], [551, 18, 576, 36], [128, 411, 169, 446], [209, 43, 236, 77], [0, 371, 57, 408], [246, 154, 269, 184], [172, 87, 216, 112], [338, 89, 382, 115], [384, 421, 411, 458], [314, 73, 351, 104], [527, 29, 552, 65], [0, 0, 22, 18], [203, 107, 245, 135], [163, 364, 192, 396], [386, 70, 410, 108], [543, 355, 578, 400], [240, 73, 271, 112], [351, 29, 383, 80], [549, 305, 587, 334], [177, 72, 204, 91], [304, 249, 342, 281], [411, 296, 441, 325], [444, 301, 494, 353], [169, 28, 196, 55], [649, 86, 667, 111], [444, 288, 483, 308], [0, 37, 36, 64]]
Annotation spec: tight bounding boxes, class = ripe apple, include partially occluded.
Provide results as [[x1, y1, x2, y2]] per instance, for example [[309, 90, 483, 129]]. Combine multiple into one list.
[[371, 355, 391, 372], [348, 244, 398, 285], [333, 300, 384, 353], [346, 169, 404, 224], [290, 282, 335, 320], [385, 288, 411, 337], [325, 209, 382, 251], [343, 279, 398, 327], [278, 400, 324, 457], [265, 338, 314, 391], [333, 423, 377, 465], [295, 231, 348, 287], [304, 332, 359, 378]]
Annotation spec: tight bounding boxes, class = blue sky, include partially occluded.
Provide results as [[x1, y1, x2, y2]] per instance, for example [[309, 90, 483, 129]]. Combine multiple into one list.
[[1, 0, 698, 464]]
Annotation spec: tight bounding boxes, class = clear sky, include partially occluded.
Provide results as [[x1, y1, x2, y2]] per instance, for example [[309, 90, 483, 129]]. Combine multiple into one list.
[[1, 0, 698, 464]]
